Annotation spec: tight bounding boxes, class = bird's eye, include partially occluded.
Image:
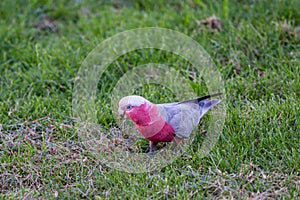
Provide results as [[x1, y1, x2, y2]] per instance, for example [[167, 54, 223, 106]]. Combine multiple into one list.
[[126, 105, 132, 110]]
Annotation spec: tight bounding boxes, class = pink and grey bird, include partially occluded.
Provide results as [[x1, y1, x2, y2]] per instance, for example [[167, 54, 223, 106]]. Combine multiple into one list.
[[118, 93, 221, 154]]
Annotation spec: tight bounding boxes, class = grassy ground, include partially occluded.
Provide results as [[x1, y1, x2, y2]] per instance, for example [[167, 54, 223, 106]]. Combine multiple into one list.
[[0, 0, 299, 199]]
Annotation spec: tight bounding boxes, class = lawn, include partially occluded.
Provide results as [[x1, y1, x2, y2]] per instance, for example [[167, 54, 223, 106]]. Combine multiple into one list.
[[0, 0, 299, 199]]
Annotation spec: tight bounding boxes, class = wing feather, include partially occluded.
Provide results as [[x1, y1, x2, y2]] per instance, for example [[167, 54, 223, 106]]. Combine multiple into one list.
[[157, 102, 200, 138], [157, 93, 222, 138]]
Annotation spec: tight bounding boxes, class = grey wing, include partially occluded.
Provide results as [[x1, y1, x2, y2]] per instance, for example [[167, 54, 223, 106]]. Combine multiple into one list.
[[157, 102, 201, 138]]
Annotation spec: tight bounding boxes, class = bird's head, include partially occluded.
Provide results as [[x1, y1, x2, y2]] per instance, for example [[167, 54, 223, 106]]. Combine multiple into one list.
[[118, 95, 152, 124]]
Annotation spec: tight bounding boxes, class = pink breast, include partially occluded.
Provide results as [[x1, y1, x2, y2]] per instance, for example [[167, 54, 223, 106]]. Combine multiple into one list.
[[136, 116, 165, 138], [145, 122, 175, 142], [129, 103, 175, 142]]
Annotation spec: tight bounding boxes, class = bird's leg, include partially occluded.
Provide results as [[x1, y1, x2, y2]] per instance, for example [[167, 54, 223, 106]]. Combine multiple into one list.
[[171, 136, 183, 153], [174, 136, 183, 144], [147, 141, 158, 155]]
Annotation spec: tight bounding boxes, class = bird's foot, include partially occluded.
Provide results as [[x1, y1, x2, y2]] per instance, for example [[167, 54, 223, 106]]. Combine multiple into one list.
[[146, 150, 154, 156], [147, 141, 157, 156]]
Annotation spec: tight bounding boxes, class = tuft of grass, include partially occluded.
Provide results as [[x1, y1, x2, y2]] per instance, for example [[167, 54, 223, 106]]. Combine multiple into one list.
[[0, 0, 299, 199]]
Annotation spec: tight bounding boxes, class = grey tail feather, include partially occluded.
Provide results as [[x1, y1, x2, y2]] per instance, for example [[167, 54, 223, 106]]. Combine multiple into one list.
[[179, 93, 222, 104], [195, 92, 222, 102]]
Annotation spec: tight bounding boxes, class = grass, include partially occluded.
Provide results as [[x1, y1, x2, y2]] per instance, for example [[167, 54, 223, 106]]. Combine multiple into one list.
[[0, 0, 299, 199]]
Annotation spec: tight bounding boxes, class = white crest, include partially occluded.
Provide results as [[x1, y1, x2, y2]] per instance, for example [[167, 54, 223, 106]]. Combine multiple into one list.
[[119, 95, 151, 107]]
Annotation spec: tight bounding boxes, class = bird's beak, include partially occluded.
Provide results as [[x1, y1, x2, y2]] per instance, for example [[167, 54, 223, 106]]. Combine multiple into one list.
[[118, 108, 125, 119]]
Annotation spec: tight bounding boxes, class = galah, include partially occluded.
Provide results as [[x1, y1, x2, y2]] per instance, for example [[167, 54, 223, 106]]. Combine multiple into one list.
[[118, 93, 221, 154]]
